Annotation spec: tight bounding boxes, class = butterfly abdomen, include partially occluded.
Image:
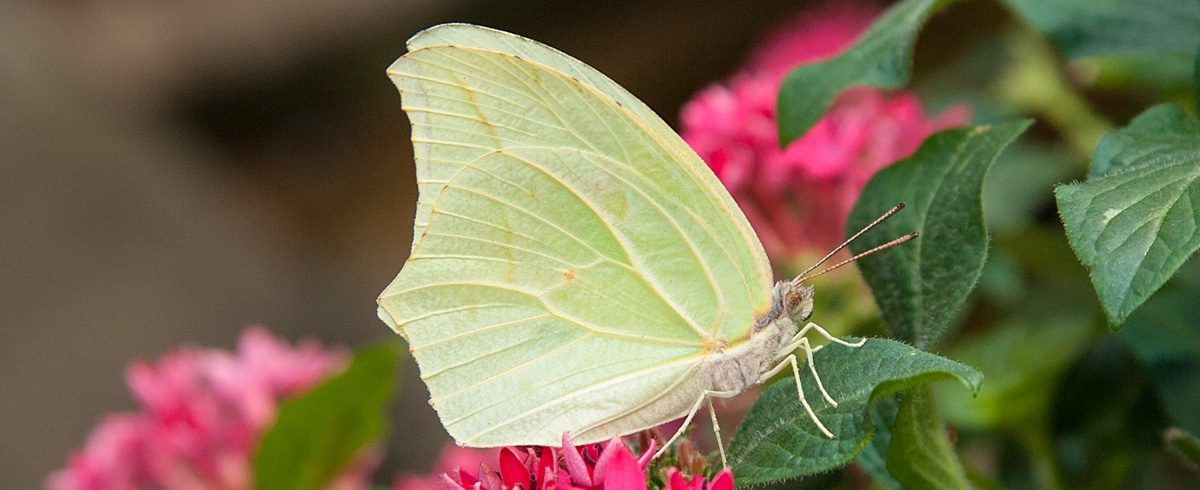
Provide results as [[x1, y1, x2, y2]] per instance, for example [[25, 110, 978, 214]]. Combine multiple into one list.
[[701, 314, 798, 393]]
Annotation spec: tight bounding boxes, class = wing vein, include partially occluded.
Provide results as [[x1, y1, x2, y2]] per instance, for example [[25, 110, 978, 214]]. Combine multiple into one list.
[[421, 232, 579, 268], [465, 357, 702, 443], [394, 302, 522, 326], [488, 150, 711, 338], [412, 313, 554, 350], [401, 91, 563, 133], [436, 333, 592, 408], [445, 183, 625, 263], [430, 208, 550, 247], [447, 45, 770, 299], [574, 362, 700, 435]]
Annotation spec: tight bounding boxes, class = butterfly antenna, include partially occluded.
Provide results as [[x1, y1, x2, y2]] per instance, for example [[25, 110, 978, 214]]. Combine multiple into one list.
[[792, 202, 909, 284], [795, 231, 919, 283]]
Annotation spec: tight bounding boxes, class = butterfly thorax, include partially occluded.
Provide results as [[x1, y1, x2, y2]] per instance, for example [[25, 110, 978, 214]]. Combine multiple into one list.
[[700, 281, 813, 394]]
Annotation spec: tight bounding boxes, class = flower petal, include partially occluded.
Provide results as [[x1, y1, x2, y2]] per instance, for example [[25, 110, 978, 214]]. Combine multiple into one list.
[[635, 439, 657, 469], [439, 472, 467, 490], [561, 433, 592, 486], [590, 437, 624, 483], [709, 469, 734, 490], [457, 468, 478, 487], [596, 444, 645, 490], [499, 448, 529, 488], [666, 468, 688, 490], [534, 447, 555, 490]]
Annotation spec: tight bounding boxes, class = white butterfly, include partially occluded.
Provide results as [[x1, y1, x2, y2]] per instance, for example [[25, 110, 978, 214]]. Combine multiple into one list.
[[376, 23, 912, 464]]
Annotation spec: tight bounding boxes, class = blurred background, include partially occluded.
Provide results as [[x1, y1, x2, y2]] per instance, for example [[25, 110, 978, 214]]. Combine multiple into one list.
[[1, 0, 862, 486], [6, 0, 1197, 488]]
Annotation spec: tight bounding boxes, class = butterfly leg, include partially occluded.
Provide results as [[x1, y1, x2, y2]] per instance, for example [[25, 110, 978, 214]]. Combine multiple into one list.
[[797, 337, 837, 408], [707, 397, 727, 468], [653, 389, 738, 462], [768, 336, 835, 405], [794, 321, 867, 348], [757, 354, 835, 438], [778, 322, 867, 407], [764, 322, 863, 386]]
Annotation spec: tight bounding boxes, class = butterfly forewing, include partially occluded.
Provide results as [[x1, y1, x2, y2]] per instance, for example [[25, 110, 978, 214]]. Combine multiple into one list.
[[378, 24, 773, 446]]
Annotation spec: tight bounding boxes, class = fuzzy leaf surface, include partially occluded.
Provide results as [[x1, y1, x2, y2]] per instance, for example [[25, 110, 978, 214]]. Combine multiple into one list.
[[727, 338, 981, 487], [847, 121, 1030, 347], [1056, 105, 1200, 327]]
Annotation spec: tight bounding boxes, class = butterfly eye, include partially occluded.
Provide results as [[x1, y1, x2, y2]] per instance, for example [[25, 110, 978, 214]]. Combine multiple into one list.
[[786, 284, 815, 323]]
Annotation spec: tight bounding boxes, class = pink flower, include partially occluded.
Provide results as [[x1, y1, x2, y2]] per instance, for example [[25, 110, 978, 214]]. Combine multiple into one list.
[[663, 468, 733, 490], [680, 1, 969, 262], [47, 327, 354, 490], [394, 445, 498, 490], [403, 433, 732, 490]]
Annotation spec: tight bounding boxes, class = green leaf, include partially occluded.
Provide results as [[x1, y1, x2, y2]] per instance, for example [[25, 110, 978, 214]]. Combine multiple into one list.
[[885, 387, 971, 490], [1055, 104, 1200, 327], [726, 338, 982, 487], [854, 395, 903, 490], [255, 343, 399, 490], [1195, 44, 1200, 115], [937, 317, 1094, 430], [1089, 104, 1200, 179], [847, 121, 1031, 348], [1165, 427, 1200, 471], [1118, 284, 1200, 434], [1002, 0, 1200, 59], [776, 0, 958, 144]]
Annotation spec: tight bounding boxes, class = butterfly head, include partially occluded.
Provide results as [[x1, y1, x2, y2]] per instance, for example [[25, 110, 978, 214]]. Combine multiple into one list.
[[754, 203, 917, 336], [787, 283, 815, 323], [781, 281, 814, 324], [755, 280, 814, 335]]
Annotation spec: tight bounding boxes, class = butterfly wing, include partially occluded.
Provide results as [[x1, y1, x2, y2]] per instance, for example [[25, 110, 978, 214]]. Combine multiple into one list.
[[377, 24, 772, 446]]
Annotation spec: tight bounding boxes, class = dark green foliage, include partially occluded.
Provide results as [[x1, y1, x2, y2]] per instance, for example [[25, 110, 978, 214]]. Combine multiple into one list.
[[727, 338, 981, 486], [848, 122, 1030, 348], [1056, 105, 1200, 327]]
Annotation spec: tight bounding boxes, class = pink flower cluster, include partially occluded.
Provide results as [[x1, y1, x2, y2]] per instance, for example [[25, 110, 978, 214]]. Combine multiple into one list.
[[394, 446, 499, 490], [680, 1, 969, 261], [48, 327, 352, 490], [396, 434, 732, 490]]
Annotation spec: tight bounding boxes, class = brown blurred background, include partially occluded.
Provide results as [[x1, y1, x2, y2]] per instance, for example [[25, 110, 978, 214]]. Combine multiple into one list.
[[0, 0, 864, 486]]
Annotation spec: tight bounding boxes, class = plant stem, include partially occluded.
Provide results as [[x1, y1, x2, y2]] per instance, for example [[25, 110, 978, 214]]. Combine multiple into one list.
[[997, 29, 1114, 164], [1014, 422, 1067, 490]]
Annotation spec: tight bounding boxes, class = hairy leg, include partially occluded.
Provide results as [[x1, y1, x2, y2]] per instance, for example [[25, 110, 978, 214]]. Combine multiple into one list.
[[708, 397, 727, 467], [754, 323, 870, 439], [757, 354, 834, 438], [653, 389, 739, 461], [793, 321, 867, 348]]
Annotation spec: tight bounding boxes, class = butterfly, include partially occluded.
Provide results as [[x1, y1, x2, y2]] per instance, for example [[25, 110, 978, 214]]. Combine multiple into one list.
[[376, 23, 914, 464]]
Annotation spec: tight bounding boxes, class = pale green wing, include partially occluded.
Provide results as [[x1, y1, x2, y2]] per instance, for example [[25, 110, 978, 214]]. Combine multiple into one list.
[[377, 24, 772, 446]]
